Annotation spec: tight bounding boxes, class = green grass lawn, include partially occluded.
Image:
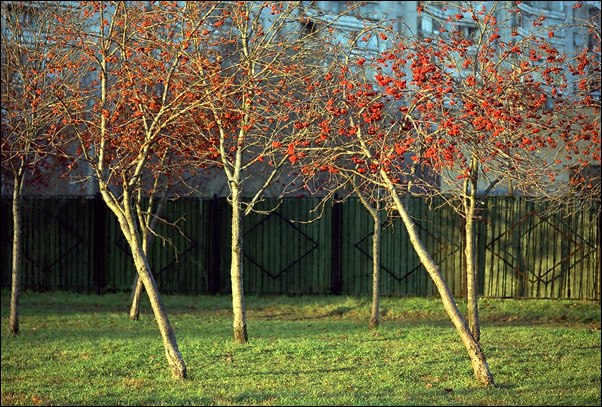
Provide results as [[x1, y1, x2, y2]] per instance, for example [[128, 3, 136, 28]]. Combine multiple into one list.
[[1, 291, 600, 406]]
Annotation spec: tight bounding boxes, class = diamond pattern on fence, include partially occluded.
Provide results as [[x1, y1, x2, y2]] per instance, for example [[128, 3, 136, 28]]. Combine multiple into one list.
[[113, 224, 199, 289], [243, 211, 319, 279], [411, 217, 463, 277], [2, 196, 596, 299], [154, 238, 199, 287], [353, 218, 462, 282], [353, 220, 408, 283], [485, 208, 598, 297], [488, 211, 563, 286], [23, 200, 90, 290]]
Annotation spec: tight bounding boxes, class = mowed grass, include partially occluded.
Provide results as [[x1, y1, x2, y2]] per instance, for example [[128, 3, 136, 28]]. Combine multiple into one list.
[[1, 291, 600, 406]]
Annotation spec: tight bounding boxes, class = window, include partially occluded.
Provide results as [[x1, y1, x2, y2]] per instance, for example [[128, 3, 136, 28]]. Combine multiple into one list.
[[525, 1, 564, 12], [419, 15, 444, 36]]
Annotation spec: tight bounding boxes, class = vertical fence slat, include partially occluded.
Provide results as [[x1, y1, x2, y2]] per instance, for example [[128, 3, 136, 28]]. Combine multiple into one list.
[[331, 199, 343, 295]]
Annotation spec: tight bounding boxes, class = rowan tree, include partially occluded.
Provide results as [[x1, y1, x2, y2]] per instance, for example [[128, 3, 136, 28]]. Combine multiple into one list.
[[287, 12, 498, 386], [181, 1, 355, 344], [50, 1, 225, 379], [292, 1, 599, 386], [406, 1, 601, 342], [277, 11, 411, 331], [1, 1, 71, 335]]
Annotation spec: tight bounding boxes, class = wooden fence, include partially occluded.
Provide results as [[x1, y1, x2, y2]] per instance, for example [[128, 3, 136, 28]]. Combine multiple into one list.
[[0, 196, 599, 299]]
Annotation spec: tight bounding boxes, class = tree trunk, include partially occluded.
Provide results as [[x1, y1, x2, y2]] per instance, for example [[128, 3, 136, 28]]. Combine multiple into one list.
[[129, 276, 144, 320], [353, 184, 382, 329], [230, 185, 248, 344], [128, 242, 187, 379], [369, 209, 381, 329], [9, 171, 24, 335], [101, 186, 187, 379], [350, 183, 380, 329], [464, 157, 480, 342], [382, 171, 494, 386], [464, 211, 480, 342], [129, 198, 164, 320]]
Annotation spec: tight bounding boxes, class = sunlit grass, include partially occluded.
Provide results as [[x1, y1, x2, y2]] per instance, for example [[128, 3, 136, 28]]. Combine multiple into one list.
[[1, 291, 600, 405]]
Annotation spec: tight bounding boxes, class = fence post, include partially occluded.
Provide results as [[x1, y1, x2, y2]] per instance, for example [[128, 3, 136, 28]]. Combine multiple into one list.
[[331, 199, 343, 295], [208, 197, 222, 294], [93, 193, 106, 294]]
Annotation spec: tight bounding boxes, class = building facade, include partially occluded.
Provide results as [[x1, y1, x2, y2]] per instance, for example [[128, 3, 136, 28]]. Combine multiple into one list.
[[2, 1, 600, 197]]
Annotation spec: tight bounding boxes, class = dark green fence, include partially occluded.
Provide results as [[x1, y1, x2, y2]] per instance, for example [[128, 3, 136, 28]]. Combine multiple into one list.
[[1, 196, 599, 299]]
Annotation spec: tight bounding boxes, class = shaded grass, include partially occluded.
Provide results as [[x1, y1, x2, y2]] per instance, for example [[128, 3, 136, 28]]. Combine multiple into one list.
[[1, 291, 600, 406]]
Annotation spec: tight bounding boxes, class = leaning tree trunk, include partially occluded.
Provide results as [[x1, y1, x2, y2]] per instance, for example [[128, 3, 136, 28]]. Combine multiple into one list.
[[128, 241, 187, 379], [9, 170, 24, 335], [381, 170, 494, 386], [129, 276, 144, 321], [230, 183, 248, 344], [101, 186, 187, 379], [129, 198, 165, 320]]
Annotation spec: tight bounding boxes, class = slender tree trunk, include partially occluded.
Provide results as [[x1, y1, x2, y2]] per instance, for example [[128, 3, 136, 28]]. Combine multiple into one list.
[[382, 170, 494, 386], [9, 171, 24, 335], [369, 208, 381, 329], [464, 157, 480, 342], [464, 211, 480, 342], [230, 184, 248, 344], [353, 183, 382, 329], [129, 276, 144, 320]]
